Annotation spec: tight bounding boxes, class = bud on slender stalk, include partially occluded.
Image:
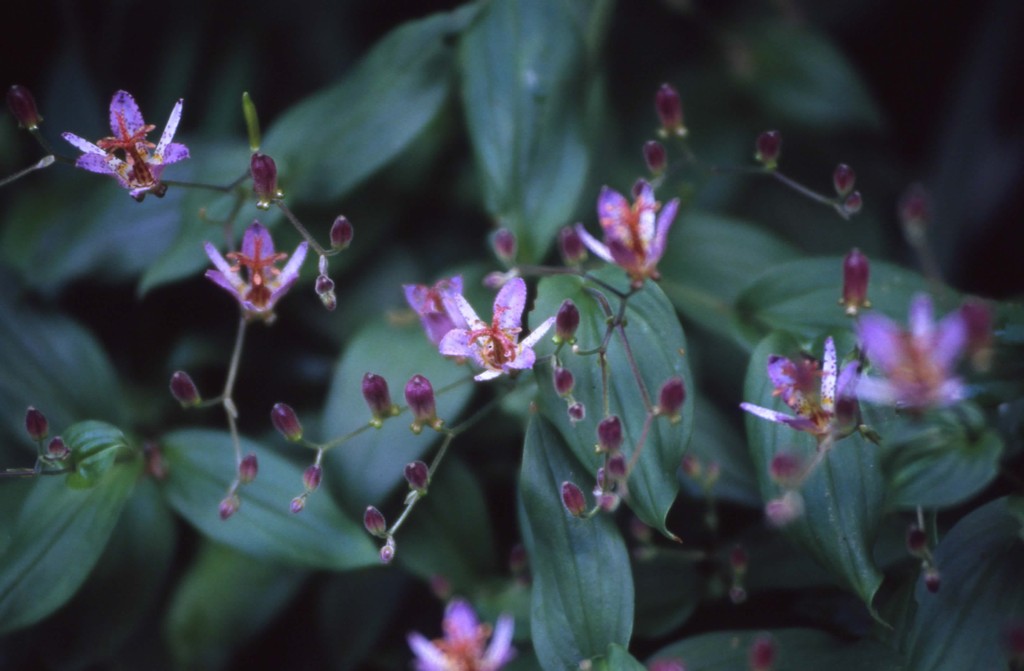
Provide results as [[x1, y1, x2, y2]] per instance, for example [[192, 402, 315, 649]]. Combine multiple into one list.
[[238, 454, 259, 484], [219, 494, 240, 520], [899, 183, 930, 246], [567, 402, 586, 423], [643, 140, 667, 174], [559, 226, 586, 265], [25, 406, 48, 441], [655, 84, 685, 137], [362, 372, 395, 425], [404, 460, 430, 493], [492, 228, 517, 263], [656, 377, 686, 420], [46, 436, 69, 460], [364, 505, 388, 537], [271, 403, 303, 442], [405, 375, 438, 433], [924, 567, 941, 593], [607, 453, 628, 481], [769, 452, 804, 488], [597, 415, 623, 453], [755, 130, 781, 168], [170, 371, 201, 407], [316, 274, 337, 311], [7, 85, 42, 130], [842, 191, 863, 216], [554, 299, 580, 344], [300, 464, 321, 492], [290, 496, 306, 514], [553, 367, 575, 396], [906, 525, 928, 557], [561, 481, 587, 517], [380, 537, 396, 564], [840, 248, 871, 316], [250, 152, 282, 209], [330, 215, 353, 250], [749, 635, 776, 671], [833, 163, 856, 196]]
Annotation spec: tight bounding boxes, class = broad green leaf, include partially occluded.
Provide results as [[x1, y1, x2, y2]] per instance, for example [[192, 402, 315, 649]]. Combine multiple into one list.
[[160, 429, 377, 569], [164, 541, 307, 670], [520, 415, 633, 670], [595, 644, 647, 671], [264, 6, 475, 203], [683, 395, 761, 507], [0, 459, 139, 634], [533, 268, 694, 537], [743, 332, 885, 613], [320, 316, 474, 515], [63, 420, 130, 488], [648, 629, 903, 670], [633, 549, 700, 638], [903, 497, 1024, 670], [458, 0, 608, 262], [317, 568, 409, 671]]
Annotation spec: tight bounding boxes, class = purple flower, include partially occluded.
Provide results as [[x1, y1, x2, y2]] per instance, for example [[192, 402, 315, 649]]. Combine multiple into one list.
[[204, 221, 308, 319], [740, 337, 859, 439], [575, 180, 679, 285], [407, 599, 515, 671], [857, 294, 968, 411], [404, 276, 468, 345], [439, 278, 554, 381], [62, 90, 188, 200]]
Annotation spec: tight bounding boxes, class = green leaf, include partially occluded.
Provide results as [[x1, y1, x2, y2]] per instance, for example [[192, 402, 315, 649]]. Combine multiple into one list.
[[160, 428, 377, 569], [458, 0, 607, 262], [264, 6, 475, 204], [903, 497, 1024, 670], [0, 459, 139, 634], [595, 644, 647, 671], [633, 549, 700, 638], [519, 415, 633, 670], [683, 395, 761, 507], [63, 420, 130, 488], [317, 568, 409, 671], [743, 332, 885, 613], [320, 316, 474, 514], [533, 268, 694, 537], [164, 541, 307, 670], [648, 629, 904, 670]]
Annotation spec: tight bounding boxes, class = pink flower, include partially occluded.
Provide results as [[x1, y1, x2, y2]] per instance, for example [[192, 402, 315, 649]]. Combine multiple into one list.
[[62, 90, 188, 200], [575, 180, 679, 285], [439, 278, 554, 381], [204, 221, 308, 320], [404, 276, 469, 345], [407, 599, 515, 671]]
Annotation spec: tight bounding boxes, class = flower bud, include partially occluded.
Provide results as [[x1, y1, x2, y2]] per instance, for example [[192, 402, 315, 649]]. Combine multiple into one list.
[[755, 130, 781, 168], [25, 406, 48, 441], [553, 367, 575, 396], [597, 415, 623, 453], [404, 460, 429, 493], [219, 494, 240, 520], [924, 566, 941, 593], [290, 496, 306, 514], [271, 403, 303, 442], [842, 190, 863, 216], [899, 183, 930, 245], [362, 372, 396, 425], [492, 228, 517, 263], [303, 463, 322, 491], [607, 453, 628, 481], [655, 84, 685, 137], [656, 377, 686, 420], [567, 402, 586, 423], [330, 215, 354, 250], [596, 491, 621, 513], [559, 226, 586, 265], [833, 163, 856, 196], [749, 635, 776, 671], [316, 274, 337, 311], [840, 248, 871, 316], [765, 490, 804, 527], [768, 452, 804, 488], [960, 299, 993, 370], [46, 436, 69, 460], [554, 299, 580, 344], [7, 85, 42, 130], [380, 537, 396, 564], [680, 453, 702, 479], [364, 505, 388, 537], [405, 374, 439, 433], [561, 481, 587, 517], [643, 140, 667, 174], [170, 371, 201, 407], [250, 152, 282, 208], [238, 453, 259, 484], [430, 574, 452, 600], [906, 525, 928, 557]]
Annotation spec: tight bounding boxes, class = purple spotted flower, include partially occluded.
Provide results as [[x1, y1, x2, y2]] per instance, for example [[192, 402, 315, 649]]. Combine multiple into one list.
[[439, 278, 554, 381], [857, 294, 969, 411], [740, 337, 859, 440], [204, 221, 308, 320], [575, 180, 680, 285], [62, 90, 188, 200], [407, 599, 515, 671], [404, 276, 468, 345]]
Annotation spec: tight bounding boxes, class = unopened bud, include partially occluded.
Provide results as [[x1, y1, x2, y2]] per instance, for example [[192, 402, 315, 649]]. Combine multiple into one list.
[[429, 574, 452, 600], [833, 163, 856, 196], [656, 377, 686, 420], [316, 274, 337, 311], [364, 505, 388, 537], [643, 140, 667, 174], [559, 226, 587, 265], [46, 436, 69, 460], [7, 85, 42, 130], [553, 367, 575, 396], [899, 184, 930, 245], [730, 544, 749, 574], [219, 494, 240, 520], [749, 635, 776, 671], [380, 537, 396, 564], [960, 299, 993, 369], [567, 402, 586, 423], [655, 84, 685, 137], [250, 153, 282, 208], [170, 371, 201, 407], [842, 191, 863, 216], [765, 490, 804, 527], [303, 463, 322, 491], [755, 130, 781, 168], [405, 374, 439, 433], [25, 406, 48, 441], [680, 453, 702, 479], [729, 586, 748, 604], [768, 452, 804, 488], [271, 403, 303, 442], [404, 460, 429, 493], [924, 566, 941, 593], [606, 453, 628, 481], [596, 490, 621, 512], [290, 496, 306, 514], [492, 228, 517, 263], [330, 215, 354, 250], [906, 525, 928, 557], [362, 372, 396, 425], [238, 453, 259, 484], [597, 415, 623, 453], [840, 248, 871, 316], [561, 481, 587, 517], [555, 299, 580, 344]]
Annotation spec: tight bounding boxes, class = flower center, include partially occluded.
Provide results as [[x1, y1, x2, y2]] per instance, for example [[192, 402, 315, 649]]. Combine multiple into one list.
[[227, 235, 288, 309], [97, 111, 158, 187]]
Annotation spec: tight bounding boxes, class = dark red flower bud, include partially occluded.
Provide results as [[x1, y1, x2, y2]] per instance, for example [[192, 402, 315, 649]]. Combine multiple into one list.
[[755, 130, 781, 168], [655, 84, 685, 136], [290, 496, 306, 514], [561, 481, 587, 517], [271, 403, 303, 442], [46, 436, 69, 460], [567, 402, 586, 423], [656, 377, 686, 419], [362, 372, 395, 425], [596, 490, 621, 513], [315, 274, 335, 295], [364, 505, 388, 537], [250, 152, 282, 208], [219, 494, 240, 520], [554, 299, 580, 344], [303, 463, 322, 491], [170, 371, 201, 407], [380, 537, 396, 564], [769, 452, 804, 488], [553, 367, 575, 396], [492, 228, 517, 263], [643, 140, 667, 174], [899, 183, 930, 245], [840, 248, 871, 316], [833, 163, 856, 196], [607, 453, 627, 480], [7, 85, 42, 129], [25, 406, 48, 441], [924, 567, 941, 593], [842, 190, 863, 216], [404, 460, 430, 493], [330, 215, 353, 250], [238, 453, 259, 484], [405, 374, 439, 433], [906, 525, 928, 557], [559, 226, 587, 265], [749, 635, 776, 671], [597, 415, 623, 453], [960, 299, 993, 366]]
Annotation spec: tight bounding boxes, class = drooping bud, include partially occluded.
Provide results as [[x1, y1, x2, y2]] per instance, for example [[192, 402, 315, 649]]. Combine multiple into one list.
[[316, 274, 337, 311], [749, 635, 777, 671], [170, 371, 201, 408], [755, 130, 781, 169], [768, 452, 804, 488], [362, 372, 396, 426], [924, 566, 941, 593], [330, 215, 353, 250], [219, 494, 240, 520], [832, 163, 856, 196], [7, 85, 42, 130], [840, 248, 871, 316], [404, 460, 430, 493], [46, 436, 69, 460], [553, 299, 580, 344], [655, 84, 685, 137], [238, 453, 259, 484], [271, 403, 303, 442], [25, 406, 48, 441], [656, 377, 686, 420], [492, 228, 517, 264], [606, 453, 628, 481], [842, 191, 863, 216], [643, 140, 667, 174], [765, 490, 804, 527], [559, 226, 587, 265], [290, 496, 306, 514], [906, 525, 928, 557], [405, 374, 439, 433], [899, 183, 930, 246], [364, 505, 388, 537], [250, 153, 282, 209], [303, 464, 322, 491], [596, 490, 621, 513], [596, 415, 624, 453], [567, 402, 586, 423], [380, 537, 396, 564], [553, 367, 575, 396], [561, 481, 587, 517]]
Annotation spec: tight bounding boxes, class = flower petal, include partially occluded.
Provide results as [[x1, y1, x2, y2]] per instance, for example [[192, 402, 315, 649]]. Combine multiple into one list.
[[574, 223, 614, 263], [62, 132, 106, 155], [857, 313, 903, 374], [444, 291, 484, 330], [519, 315, 555, 350], [908, 293, 935, 341], [204, 242, 236, 278], [855, 377, 899, 406], [242, 221, 275, 258], [475, 368, 505, 381], [647, 197, 679, 262], [740, 402, 798, 426], [494, 278, 526, 333], [820, 337, 837, 413], [597, 186, 631, 241], [204, 269, 245, 299], [439, 329, 478, 362], [109, 90, 146, 136], [504, 345, 535, 371], [483, 613, 516, 668], [156, 99, 184, 155], [443, 599, 479, 641], [74, 153, 117, 176], [157, 142, 189, 166], [277, 241, 309, 286], [407, 632, 447, 671], [933, 310, 968, 372]]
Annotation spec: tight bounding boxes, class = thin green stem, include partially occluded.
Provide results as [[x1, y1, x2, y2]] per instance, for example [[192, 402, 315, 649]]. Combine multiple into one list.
[[222, 316, 249, 465], [0, 155, 55, 189], [276, 201, 337, 257]]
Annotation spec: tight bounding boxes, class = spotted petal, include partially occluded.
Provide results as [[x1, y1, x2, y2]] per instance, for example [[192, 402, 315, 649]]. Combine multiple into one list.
[[494, 277, 526, 333], [156, 99, 184, 155], [109, 90, 146, 136], [574, 222, 614, 263]]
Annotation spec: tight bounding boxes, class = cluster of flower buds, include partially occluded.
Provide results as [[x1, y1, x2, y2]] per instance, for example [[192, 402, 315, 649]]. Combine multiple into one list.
[[655, 83, 686, 138], [316, 255, 336, 311], [907, 524, 941, 593], [405, 374, 442, 434], [290, 455, 324, 514], [839, 248, 871, 316], [362, 372, 399, 427], [833, 163, 863, 217], [24, 407, 69, 465], [558, 226, 587, 266]]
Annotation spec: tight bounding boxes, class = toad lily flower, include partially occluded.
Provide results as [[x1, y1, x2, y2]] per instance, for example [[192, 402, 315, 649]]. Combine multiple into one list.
[[439, 277, 555, 381], [204, 221, 308, 321], [740, 337, 859, 440], [407, 599, 515, 671], [857, 294, 969, 411], [62, 90, 188, 200], [404, 276, 468, 345], [575, 180, 680, 286]]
